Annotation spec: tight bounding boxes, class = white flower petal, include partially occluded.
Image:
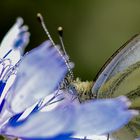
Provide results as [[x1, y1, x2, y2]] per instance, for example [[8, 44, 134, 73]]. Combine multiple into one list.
[[0, 17, 29, 65]]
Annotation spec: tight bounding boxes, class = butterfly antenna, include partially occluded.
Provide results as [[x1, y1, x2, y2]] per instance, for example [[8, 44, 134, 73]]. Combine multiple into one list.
[[37, 13, 55, 46], [57, 27, 67, 57], [57, 26, 74, 80], [37, 13, 74, 80]]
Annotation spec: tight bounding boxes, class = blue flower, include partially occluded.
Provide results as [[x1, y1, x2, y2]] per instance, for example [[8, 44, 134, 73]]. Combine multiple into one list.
[[0, 18, 138, 140]]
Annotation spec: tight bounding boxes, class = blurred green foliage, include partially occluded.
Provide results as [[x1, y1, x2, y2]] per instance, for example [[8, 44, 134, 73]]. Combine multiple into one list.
[[0, 0, 140, 80]]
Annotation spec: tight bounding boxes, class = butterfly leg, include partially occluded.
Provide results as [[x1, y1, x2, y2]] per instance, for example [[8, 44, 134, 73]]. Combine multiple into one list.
[[107, 134, 110, 140]]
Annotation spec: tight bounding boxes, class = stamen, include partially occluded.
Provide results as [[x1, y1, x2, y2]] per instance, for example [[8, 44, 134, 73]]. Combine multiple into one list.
[[46, 98, 64, 106], [0, 59, 19, 107], [38, 90, 63, 110], [39, 96, 57, 110], [2, 66, 17, 82], [3, 49, 12, 59], [0, 59, 12, 81], [0, 74, 16, 106]]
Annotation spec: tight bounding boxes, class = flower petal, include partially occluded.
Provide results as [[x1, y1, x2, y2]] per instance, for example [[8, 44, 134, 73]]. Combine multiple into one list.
[[2, 96, 135, 139], [72, 96, 137, 137], [6, 40, 68, 113], [20, 133, 75, 140], [0, 17, 30, 65], [3, 104, 74, 139]]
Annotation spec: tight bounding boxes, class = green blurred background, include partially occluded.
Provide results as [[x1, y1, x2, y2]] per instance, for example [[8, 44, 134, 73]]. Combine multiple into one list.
[[0, 0, 140, 81]]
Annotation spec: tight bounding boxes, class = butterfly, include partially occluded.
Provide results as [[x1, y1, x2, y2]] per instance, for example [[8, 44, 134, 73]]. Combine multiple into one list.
[[0, 15, 135, 140], [89, 34, 140, 140], [37, 13, 140, 139], [62, 35, 140, 140], [69, 34, 140, 140]]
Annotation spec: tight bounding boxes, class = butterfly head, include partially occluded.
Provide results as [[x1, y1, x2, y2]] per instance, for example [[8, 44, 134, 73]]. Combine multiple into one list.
[[69, 78, 95, 102], [37, 13, 96, 103]]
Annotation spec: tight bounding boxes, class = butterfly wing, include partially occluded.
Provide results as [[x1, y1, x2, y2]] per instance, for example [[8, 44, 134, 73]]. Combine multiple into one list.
[[92, 34, 140, 140], [98, 61, 140, 140], [92, 34, 140, 95]]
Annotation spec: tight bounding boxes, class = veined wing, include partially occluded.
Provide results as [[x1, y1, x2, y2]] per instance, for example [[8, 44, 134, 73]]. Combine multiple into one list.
[[98, 61, 140, 140], [92, 34, 140, 95]]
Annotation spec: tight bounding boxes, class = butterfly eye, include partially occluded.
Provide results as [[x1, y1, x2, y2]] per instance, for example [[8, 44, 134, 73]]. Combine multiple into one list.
[[72, 85, 76, 91], [68, 85, 75, 91], [68, 85, 77, 96]]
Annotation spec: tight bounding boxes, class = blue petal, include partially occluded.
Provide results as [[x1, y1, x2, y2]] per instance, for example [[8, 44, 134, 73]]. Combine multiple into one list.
[[0, 81, 6, 97], [0, 75, 16, 115], [6, 40, 68, 113], [0, 17, 30, 65], [2, 96, 133, 139], [71, 96, 137, 136], [3, 104, 75, 138], [0, 99, 5, 113], [20, 133, 75, 140]]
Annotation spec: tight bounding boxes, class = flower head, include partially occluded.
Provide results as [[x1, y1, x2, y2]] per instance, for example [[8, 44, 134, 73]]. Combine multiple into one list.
[[0, 17, 138, 140]]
